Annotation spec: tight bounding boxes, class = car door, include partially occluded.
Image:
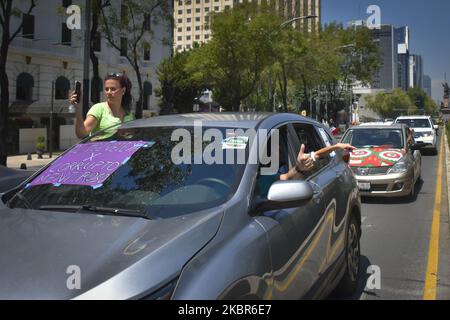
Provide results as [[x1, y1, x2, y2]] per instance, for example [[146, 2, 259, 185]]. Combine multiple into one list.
[[252, 123, 326, 299], [292, 123, 346, 280], [407, 128, 421, 181]]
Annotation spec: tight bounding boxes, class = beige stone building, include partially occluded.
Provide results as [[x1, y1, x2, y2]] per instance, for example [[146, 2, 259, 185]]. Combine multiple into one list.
[[174, 0, 321, 52]]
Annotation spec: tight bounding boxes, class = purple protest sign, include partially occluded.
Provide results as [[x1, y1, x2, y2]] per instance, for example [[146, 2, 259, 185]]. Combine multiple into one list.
[[29, 141, 151, 188]]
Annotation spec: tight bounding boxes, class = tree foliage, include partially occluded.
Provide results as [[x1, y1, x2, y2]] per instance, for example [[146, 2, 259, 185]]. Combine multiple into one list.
[[155, 50, 209, 114], [366, 89, 418, 118]]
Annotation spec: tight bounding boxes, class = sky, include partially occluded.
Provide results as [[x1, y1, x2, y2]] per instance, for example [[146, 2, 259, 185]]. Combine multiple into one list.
[[322, 0, 450, 102]]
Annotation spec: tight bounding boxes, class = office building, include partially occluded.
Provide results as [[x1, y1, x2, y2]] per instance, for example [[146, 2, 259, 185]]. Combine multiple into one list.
[[396, 26, 410, 91], [409, 54, 424, 89], [173, 0, 321, 52], [371, 25, 399, 91]]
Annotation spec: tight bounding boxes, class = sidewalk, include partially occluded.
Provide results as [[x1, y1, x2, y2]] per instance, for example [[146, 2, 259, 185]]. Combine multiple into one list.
[[6, 152, 63, 172]]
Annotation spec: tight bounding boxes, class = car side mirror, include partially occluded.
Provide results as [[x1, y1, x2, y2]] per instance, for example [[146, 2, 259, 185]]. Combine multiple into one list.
[[250, 180, 314, 216], [434, 125, 439, 130]]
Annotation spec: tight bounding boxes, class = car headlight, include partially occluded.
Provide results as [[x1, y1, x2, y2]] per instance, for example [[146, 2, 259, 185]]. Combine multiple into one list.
[[388, 160, 409, 174], [141, 278, 178, 300], [422, 132, 433, 137]]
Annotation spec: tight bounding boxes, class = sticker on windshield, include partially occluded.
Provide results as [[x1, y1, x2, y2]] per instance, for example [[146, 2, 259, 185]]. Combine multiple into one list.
[[222, 136, 249, 150], [28, 141, 153, 188]]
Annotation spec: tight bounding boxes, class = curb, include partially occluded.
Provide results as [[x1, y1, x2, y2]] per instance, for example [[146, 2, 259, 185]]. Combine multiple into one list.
[[445, 132, 450, 229]]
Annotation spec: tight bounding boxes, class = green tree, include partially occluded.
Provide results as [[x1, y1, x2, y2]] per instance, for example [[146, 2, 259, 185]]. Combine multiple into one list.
[[0, 0, 36, 166], [366, 89, 417, 118], [156, 49, 209, 114], [186, 1, 280, 111], [99, 0, 172, 119], [407, 87, 438, 115]]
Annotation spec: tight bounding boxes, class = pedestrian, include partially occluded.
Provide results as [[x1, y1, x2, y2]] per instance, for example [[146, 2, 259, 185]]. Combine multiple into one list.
[[69, 73, 135, 139]]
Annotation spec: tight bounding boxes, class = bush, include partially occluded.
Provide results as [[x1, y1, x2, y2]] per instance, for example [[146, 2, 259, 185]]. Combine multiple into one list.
[[36, 136, 45, 151]]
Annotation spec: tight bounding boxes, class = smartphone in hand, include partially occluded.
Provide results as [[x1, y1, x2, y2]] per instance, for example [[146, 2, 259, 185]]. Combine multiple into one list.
[[75, 81, 81, 104]]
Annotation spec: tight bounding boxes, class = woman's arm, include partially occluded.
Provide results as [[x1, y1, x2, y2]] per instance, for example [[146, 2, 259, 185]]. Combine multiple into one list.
[[70, 91, 98, 139], [314, 143, 355, 159]]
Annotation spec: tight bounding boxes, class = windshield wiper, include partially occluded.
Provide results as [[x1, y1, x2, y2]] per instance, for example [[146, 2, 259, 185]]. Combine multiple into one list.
[[39, 205, 151, 220]]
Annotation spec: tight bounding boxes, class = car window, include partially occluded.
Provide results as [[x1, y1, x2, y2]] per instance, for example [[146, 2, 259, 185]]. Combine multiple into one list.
[[8, 126, 249, 219], [396, 119, 432, 129], [292, 123, 330, 178], [342, 129, 404, 149], [253, 125, 291, 199]]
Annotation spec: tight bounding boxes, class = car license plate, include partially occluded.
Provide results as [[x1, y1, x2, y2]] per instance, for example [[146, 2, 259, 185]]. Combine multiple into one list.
[[358, 182, 371, 191]]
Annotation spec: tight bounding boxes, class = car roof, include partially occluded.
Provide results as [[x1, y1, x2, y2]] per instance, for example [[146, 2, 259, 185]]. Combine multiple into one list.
[[119, 112, 321, 130], [350, 123, 407, 130], [396, 115, 430, 120]]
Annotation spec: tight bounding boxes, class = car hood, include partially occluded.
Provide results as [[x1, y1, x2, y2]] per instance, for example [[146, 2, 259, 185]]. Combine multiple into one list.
[[350, 148, 406, 167], [0, 204, 223, 300]]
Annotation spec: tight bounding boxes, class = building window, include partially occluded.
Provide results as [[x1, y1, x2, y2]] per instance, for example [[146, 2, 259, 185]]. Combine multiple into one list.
[[144, 47, 150, 61], [178, 18, 182, 24], [93, 32, 101, 52], [178, 27, 182, 32], [196, 8, 201, 13], [120, 37, 127, 56], [144, 14, 151, 31], [143, 81, 152, 110], [16, 73, 34, 101], [55, 76, 71, 100], [195, 17, 200, 22], [62, 0, 72, 8], [22, 14, 35, 39], [177, 36, 182, 41], [187, 18, 191, 23], [195, 35, 200, 40], [195, 26, 200, 31], [61, 23, 72, 46], [187, 26, 191, 31]]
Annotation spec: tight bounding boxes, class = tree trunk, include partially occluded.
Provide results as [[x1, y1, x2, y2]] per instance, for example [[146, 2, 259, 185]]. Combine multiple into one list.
[[90, 2, 101, 104], [133, 62, 144, 119]]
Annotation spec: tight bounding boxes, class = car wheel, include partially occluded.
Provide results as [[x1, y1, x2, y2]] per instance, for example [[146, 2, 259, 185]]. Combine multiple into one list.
[[335, 215, 361, 296]]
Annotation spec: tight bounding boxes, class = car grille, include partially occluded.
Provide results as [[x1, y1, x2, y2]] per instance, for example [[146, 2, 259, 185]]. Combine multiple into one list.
[[370, 184, 389, 192], [351, 167, 390, 176]]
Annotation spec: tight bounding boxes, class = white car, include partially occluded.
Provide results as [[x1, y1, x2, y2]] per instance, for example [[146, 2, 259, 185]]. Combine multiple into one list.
[[394, 116, 438, 154]]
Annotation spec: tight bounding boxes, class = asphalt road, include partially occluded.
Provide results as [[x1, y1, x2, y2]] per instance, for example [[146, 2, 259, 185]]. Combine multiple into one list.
[[342, 133, 450, 300]]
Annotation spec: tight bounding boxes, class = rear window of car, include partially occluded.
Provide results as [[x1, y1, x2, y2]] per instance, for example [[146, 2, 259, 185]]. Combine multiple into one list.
[[396, 118, 431, 129]]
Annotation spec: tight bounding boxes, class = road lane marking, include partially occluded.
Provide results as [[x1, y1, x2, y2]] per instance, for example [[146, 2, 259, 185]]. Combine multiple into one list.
[[423, 133, 444, 300]]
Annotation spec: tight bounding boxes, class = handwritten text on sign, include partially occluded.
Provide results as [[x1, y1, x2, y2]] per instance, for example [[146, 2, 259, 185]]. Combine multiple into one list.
[[29, 141, 150, 188]]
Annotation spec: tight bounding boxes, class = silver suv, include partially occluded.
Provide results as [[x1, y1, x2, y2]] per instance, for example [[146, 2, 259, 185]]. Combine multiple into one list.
[[0, 113, 361, 299]]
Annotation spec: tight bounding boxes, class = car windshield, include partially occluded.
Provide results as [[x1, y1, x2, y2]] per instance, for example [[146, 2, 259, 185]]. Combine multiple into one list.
[[396, 119, 431, 129], [342, 129, 404, 149], [8, 126, 249, 219]]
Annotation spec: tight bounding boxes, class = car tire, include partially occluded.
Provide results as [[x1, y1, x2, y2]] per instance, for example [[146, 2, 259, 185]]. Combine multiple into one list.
[[335, 215, 361, 296]]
